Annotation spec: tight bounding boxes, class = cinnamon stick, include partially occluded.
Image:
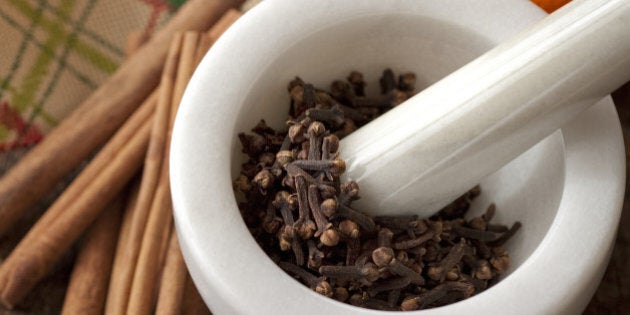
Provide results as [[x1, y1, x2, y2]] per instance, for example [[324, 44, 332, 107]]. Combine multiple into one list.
[[0, 0, 245, 237], [125, 31, 149, 57], [207, 9, 243, 42], [104, 32, 184, 315], [127, 31, 201, 315], [60, 193, 125, 315], [0, 95, 155, 309], [195, 9, 243, 63], [104, 177, 143, 315], [124, 12, 241, 311], [171, 32, 202, 119], [126, 174, 175, 315], [182, 275, 213, 315], [155, 230, 187, 315], [101, 31, 147, 314], [114, 177, 142, 260]]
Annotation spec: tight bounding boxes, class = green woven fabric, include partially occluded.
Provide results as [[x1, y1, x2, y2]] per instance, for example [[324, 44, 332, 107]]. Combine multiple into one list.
[[0, 0, 174, 150]]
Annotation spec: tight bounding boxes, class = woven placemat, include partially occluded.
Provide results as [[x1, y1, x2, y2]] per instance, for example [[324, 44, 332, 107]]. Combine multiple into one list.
[[0, 1, 174, 313]]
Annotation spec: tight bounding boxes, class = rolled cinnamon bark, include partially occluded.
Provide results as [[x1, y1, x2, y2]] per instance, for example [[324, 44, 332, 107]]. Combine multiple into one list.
[[155, 231, 188, 315], [103, 30, 183, 315], [126, 31, 200, 315], [0, 95, 155, 309], [60, 196, 124, 315], [0, 0, 245, 236]]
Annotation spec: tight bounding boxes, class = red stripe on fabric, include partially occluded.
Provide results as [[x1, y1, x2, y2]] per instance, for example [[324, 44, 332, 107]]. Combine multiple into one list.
[[0, 101, 44, 152], [139, 0, 171, 36]]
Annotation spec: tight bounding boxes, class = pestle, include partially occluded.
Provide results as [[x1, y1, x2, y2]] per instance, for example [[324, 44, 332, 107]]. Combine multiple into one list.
[[340, 0, 630, 216]]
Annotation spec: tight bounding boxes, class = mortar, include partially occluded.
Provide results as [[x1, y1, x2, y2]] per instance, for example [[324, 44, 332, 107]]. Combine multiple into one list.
[[170, 1, 625, 314]]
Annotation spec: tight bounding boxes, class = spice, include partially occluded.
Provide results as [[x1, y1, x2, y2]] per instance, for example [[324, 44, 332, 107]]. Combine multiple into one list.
[[0, 0, 243, 238], [0, 7, 242, 311], [235, 70, 521, 311]]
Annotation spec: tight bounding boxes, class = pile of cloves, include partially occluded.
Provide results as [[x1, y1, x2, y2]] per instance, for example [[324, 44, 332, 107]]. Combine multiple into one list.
[[234, 70, 521, 311]]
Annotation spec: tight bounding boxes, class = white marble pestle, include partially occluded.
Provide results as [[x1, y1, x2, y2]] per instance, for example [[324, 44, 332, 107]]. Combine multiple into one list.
[[340, 0, 630, 216]]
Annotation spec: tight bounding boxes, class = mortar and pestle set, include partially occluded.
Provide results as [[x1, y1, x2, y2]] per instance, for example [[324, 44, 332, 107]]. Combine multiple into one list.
[[170, 0, 629, 313]]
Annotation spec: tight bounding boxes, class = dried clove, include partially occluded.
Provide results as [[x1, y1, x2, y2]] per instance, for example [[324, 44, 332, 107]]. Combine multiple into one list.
[[401, 281, 475, 311], [279, 261, 333, 297], [347, 71, 366, 96], [235, 70, 520, 311], [334, 203, 376, 233], [307, 240, 324, 270], [380, 69, 397, 94], [307, 184, 331, 237], [306, 121, 325, 160], [319, 263, 380, 286], [320, 228, 341, 247], [392, 230, 434, 250], [289, 159, 346, 177], [371, 247, 424, 285]]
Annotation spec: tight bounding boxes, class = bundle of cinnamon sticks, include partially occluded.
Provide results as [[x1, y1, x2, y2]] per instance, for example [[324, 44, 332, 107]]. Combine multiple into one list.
[[0, 0, 243, 313]]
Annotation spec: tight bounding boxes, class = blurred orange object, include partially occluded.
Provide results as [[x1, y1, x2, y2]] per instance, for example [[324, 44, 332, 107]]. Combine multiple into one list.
[[531, 0, 572, 13]]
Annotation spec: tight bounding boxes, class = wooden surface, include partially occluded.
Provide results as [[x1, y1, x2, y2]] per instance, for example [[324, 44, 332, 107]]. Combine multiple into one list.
[[0, 85, 629, 314], [0, 146, 77, 314], [583, 83, 630, 315]]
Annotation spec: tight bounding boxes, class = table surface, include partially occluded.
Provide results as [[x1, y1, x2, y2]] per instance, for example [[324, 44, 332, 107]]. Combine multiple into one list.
[[583, 83, 630, 315]]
